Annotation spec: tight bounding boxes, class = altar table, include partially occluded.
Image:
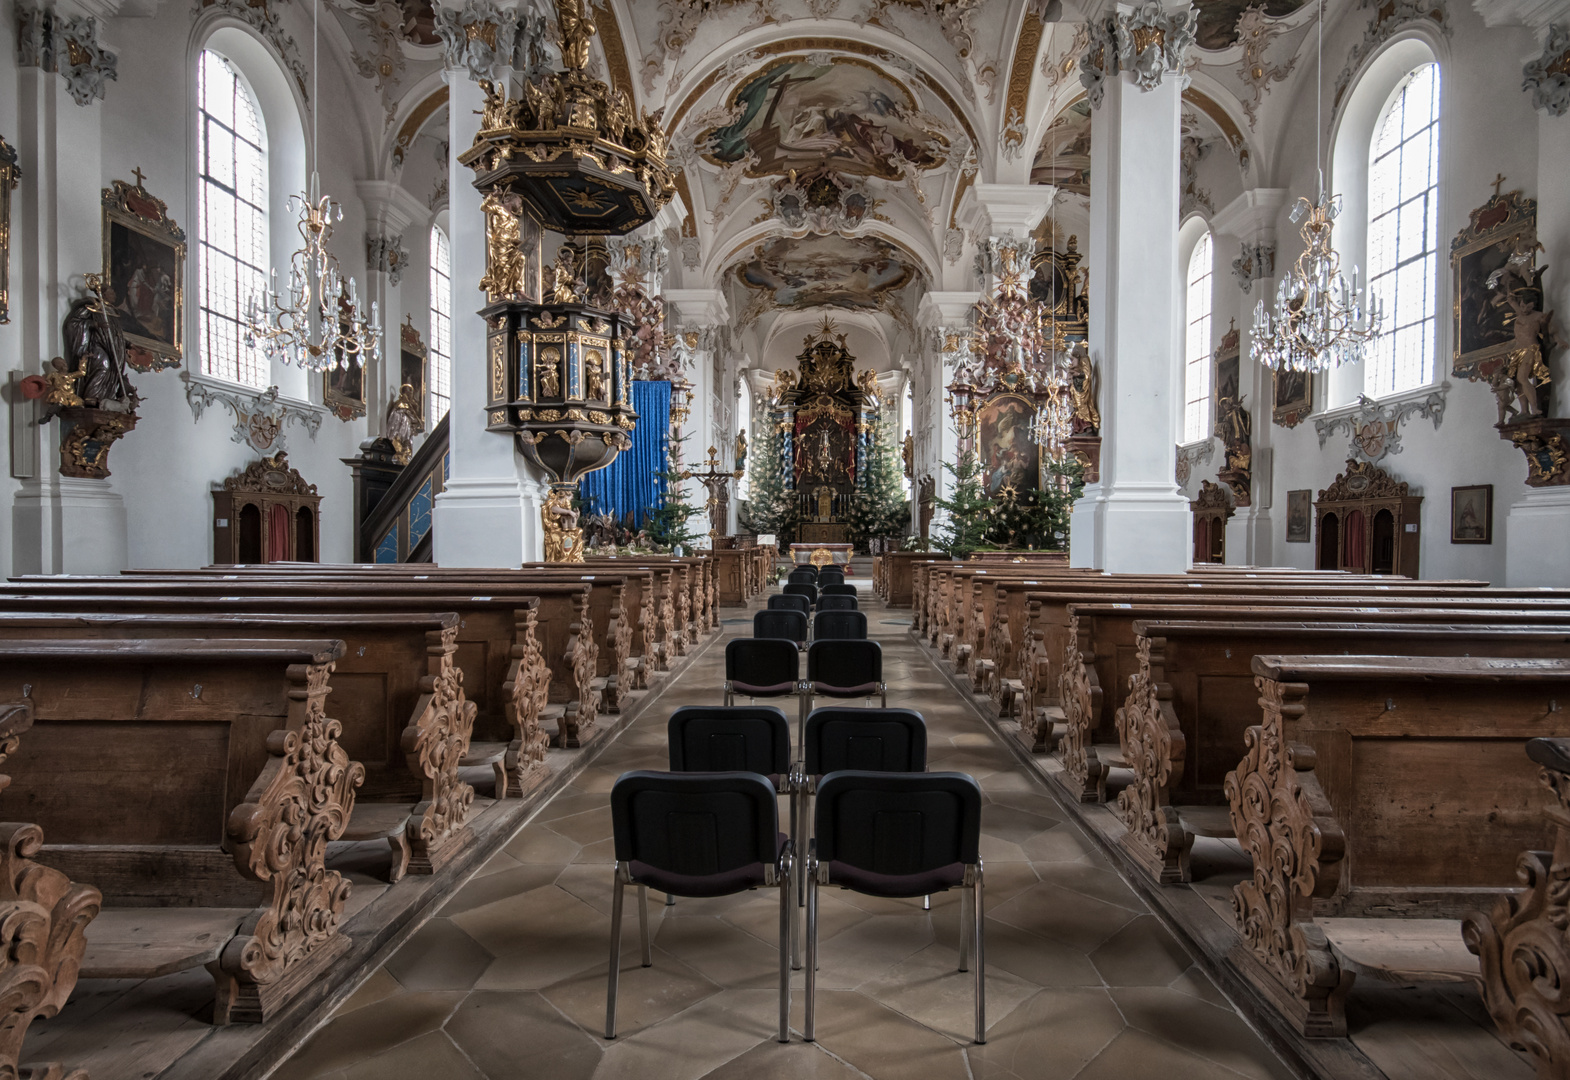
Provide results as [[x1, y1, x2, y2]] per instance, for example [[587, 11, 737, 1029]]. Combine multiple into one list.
[[789, 543, 853, 567]]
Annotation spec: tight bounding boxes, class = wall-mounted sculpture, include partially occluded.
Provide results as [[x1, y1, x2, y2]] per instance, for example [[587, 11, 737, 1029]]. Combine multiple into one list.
[[31, 276, 140, 479], [1212, 321, 1251, 505]]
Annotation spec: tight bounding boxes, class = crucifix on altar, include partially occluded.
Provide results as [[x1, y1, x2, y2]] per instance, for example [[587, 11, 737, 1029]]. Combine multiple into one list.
[[682, 445, 743, 545]]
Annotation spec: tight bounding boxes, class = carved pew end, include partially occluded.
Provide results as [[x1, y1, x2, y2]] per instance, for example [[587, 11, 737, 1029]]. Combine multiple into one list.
[[462, 742, 511, 800], [340, 802, 415, 883], [209, 924, 353, 1026]]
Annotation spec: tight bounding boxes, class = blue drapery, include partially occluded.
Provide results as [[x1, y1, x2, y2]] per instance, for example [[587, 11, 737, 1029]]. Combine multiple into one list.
[[579, 380, 670, 528]]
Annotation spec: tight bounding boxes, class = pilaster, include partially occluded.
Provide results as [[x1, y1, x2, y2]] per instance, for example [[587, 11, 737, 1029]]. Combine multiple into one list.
[[357, 181, 428, 425]]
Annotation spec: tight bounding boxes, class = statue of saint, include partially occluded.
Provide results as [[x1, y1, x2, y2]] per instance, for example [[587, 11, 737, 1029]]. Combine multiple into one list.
[[479, 192, 525, 298], [1068, 343, 1099, 434], [555, 0, 596, 72], [551, 245, 582, 304], [64, 280, 132, 407], [734, 429, 747, 473], [542, 486, 584, 563], [385, 382, 425, 465], [901, 429, 914, 478]]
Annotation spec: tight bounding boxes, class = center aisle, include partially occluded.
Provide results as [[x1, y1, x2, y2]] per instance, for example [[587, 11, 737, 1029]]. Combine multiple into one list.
[[275, 583, 1293, 1080]]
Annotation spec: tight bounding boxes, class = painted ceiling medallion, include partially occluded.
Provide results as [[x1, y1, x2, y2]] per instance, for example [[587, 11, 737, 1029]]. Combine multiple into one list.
[[734, 233, 917, 314]]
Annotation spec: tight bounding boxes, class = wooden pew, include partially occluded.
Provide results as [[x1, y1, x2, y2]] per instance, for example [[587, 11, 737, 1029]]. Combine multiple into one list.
[[1464, 736, 1570, 1078], [0, 698, 101, 1079], [1121, 621, 1570, 884], [1226, 654, 1570, 1039], [879, 551, 948, 608], [1044, 596, 1570, 797], [0, 612, 481, 878], [0, 638, 361, 1024], [0, 589, 565, 770]]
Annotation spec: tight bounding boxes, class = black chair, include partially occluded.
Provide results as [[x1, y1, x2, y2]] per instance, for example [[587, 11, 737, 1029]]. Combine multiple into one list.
[[816, 569, 845, 586], [607, 771, 794, 1041], [754, 609, 808, 649], [668, 706, 792, 780], [805, 640, 885, 710], [725, 638, 801, 707], [820, 583, 857, 598], [768, 594, 812, 617], [816, 594, 858, 612], [788, 567, 818, 583], [805, 771, 984, 1044], [813, 610, 867, 641], [783, 582, 818, 607]]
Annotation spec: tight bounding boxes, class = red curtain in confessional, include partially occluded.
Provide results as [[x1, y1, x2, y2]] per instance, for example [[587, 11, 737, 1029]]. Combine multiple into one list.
[[267, 504, 291, 563], [1193, 517, 1208, 564], [1343, 509, 1366, 571]]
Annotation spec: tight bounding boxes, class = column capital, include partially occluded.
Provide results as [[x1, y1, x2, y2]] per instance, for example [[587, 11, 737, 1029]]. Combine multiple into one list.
[[1078, 1, 1198, 108], [1475, 0, 1570, 32], [433, 0, 556, 83], [917, 291, 981, 329], [1210, 188, 1288, 240], [955, 183, 1055, 238], [664, 289, 729, 327], [16, 3, 118, 106], [357, 181, 430, 236]]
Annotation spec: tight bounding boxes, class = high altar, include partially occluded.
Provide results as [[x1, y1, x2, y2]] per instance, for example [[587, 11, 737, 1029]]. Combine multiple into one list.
[[771, 322, 877, 544]]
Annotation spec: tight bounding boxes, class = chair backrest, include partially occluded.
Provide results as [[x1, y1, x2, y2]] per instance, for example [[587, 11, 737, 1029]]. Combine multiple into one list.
[[819, 583, 857, 597], [783, 582, 818, 604], [668, 706, 792, 775], [611, 771, 779, 875], [804, 708, 926, 775], [768, 594, 812, 616], [787, 569, 817, 584], [816, 594, 858, 612], [813, 610, 868, 640], [813, 771, 982, 873], [816, 569, 845, 585], [725, 638, 801, 693], [754, 609, 808, 644], [807, 639, 882, 691]]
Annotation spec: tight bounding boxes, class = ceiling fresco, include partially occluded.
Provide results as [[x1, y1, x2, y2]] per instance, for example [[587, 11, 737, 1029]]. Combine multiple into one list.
[[1193, 0, 1312, 51], [733, 233, 919, 313], [1030, 98, 1090, 197], [699, 58, 950, 181]]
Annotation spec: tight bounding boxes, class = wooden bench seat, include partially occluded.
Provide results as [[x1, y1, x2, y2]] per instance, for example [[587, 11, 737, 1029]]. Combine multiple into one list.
[[0, 638, 360, 1025], [1227, 654, 1570, 1039]]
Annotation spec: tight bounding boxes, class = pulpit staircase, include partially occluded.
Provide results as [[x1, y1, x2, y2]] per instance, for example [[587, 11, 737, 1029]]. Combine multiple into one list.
[[350, 414, 449, 563]]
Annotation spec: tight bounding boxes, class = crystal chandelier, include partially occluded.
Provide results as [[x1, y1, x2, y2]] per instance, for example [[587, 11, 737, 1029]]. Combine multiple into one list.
[[245, 0, 381, 374], [1249, 0, 1380, 374]]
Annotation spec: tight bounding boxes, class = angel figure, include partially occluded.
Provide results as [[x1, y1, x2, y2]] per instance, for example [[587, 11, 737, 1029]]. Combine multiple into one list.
[[556, 0, 596, 72], [542, 486, 584, 563]]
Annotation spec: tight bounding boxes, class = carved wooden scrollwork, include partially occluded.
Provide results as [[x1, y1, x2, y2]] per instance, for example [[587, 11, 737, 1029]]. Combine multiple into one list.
[[1057, 615, 1108, 803], [1115, 636, 1192, 883], [219, 660, 363, 1019], [501, 608, 552, 798], [401, 626, 477, 869], [557, 593, 600, 748], [1224, 676, 1352, 1036], [602, 585, 633, 712], [1018, 625, 1053, 751], [986, 600, 1013, 715], [670, 581, 690, 657], [1463, 749, 1570, 1073]]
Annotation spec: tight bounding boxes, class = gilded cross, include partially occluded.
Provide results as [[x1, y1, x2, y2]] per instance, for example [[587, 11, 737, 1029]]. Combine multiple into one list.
[[131, 167, 147, 189], [1491, 173, 1508, 199]]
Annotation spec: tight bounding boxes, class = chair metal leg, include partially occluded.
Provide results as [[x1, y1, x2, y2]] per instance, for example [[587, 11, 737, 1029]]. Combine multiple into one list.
[[605, 863, 625, 1039], [804, 850, 819, 1041], [922, 894, 930, 911], [958, 887, 971, 972], [778, 852, 792, 1042], [637, 884, 651, 967], [974, 864, 986, 1045]]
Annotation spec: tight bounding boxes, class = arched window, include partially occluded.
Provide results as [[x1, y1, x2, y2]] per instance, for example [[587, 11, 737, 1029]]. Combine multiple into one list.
[[198, 49, 269, 387], [1183, 231, 1213, 444], [1367, 62, 1440, 397], [429, 224, 452, 422]]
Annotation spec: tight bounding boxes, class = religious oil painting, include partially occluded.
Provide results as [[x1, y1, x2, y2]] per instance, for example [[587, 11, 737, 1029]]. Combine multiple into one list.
[[978, 394, 1039, 497], [1192, 0, 1311, 51], [735, 234, 916, 312], [1451, 484, 1493, 544], [1030, 98, 1091, 196], [101, 176, 186, 371], [0, 136, 15, 327], [1451, 189, 1538, 378], [701, 58, 948, 181], [1285, 489, 1312, 543], [400, 317, 428, 429], [1272, 367, 1312, 426], [324, 289, 367, 420]]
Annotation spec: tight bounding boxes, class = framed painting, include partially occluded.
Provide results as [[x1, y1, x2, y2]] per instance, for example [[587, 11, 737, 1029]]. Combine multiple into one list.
[[1451, 484, 1493, 544], [977, 393, 1039, 497], [1213, 319, 1240, 425], [101, 175, 185, 371], [1272, 368, 1312, 428], [399, 314, 428, 428], [1451, 188, 1538, 379], [0, 136, 16, 326], [1285, 489, 1312, 543], [323, 288, 367, 420]]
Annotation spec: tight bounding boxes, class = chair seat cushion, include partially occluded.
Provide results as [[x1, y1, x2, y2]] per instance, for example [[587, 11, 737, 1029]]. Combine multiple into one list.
[[811, 682, 880, 696], [825, 860, 966, 898], [630, 833, 789, 898], [732, 680, 798, 696]]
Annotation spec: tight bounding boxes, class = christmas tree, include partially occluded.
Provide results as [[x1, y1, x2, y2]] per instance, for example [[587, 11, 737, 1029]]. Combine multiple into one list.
[[642, 434, 706, 552], [741, 409, 799, 545], [845, 411, 909, 551], [984, 456, 1085, 550], [931, 448, 994, 557]]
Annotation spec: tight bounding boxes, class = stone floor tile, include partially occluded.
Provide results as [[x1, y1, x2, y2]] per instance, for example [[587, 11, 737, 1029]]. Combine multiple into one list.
[[989, 883, 1140, 952], [270, 991, 467, 1080], [802, 913, 935, 990], [1089, 915, 1193, 987], [438, 862, 562, 917], [592, 990, 782, 1080], [967, 988, 1125, 1080], [471, 849, 524, 879], [337, 1030, 486, 1080], [696, 1038, 865, 1080], [382, 919, 495, 992], [1108, 986, 1295, 1080], [548, 804, 617, 846], [545, 952, 721, 1041], [1020, 824, 1100, 863], [1076, 1027, 1261, 1080], [331, 968, 404, 1017], [503, 824, 583, 864], [1168, 964, 1234, 1008], [978, 802, 1063, 846], [932, 915, 1102, 987], [652, 914, 790, 989], [802, 989, 972, 1077], [857, 941, 1036, 1042], [445, 990, 603, 1080], [1033, 861, 1147, 912]]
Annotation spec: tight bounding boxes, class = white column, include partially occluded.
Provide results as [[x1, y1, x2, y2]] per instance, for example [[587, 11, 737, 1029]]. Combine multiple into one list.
[[1070, 3, 1194, 573], [1212, 187, 1287, 565], [916, 292, 979, 504], [667, 289, 728, 547], [10, 11, 125, 575], [357, 181, 428, 426], [431, 70, 533, 567]]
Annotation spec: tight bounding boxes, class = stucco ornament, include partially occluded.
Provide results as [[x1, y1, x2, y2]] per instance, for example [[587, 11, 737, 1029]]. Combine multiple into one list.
[[1077, 16, 1120, 108], [366, 232, 409, 286], [1314, 390, 1447, 464], [1232, 241, 1275, 295], [434, 0, 553, 82], [1525, 24, 1570, 118], [16, 5, 118, 106], [1116, 2, 1198, 92]]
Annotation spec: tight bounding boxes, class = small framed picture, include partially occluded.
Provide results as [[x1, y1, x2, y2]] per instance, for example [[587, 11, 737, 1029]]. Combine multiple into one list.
[[1451, 484, 1493, 544], [1285, 489, 1312, 543]]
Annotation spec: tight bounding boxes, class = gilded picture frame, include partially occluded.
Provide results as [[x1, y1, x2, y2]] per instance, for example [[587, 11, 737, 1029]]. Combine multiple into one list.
[[1450, 189, 1538, 379], [977, 392, 1040, 496], [1450, 484, 1493, 544], [1272, 368, 1312, 428], [0, 136, 16, 327], [399, 315, 428, 429], [101, 176, 186, 371]]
